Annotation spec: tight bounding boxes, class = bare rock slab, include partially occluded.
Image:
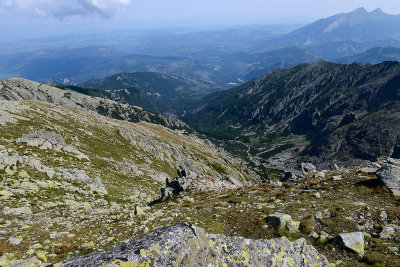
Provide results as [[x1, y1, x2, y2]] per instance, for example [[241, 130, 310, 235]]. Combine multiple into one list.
[[335, 232, 364, 256], [376, 163, 400, 196], [62, 223, 329, 266]]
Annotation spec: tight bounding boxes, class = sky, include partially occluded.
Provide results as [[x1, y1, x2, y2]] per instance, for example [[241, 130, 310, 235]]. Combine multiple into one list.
[[0, 0, 400, 40]]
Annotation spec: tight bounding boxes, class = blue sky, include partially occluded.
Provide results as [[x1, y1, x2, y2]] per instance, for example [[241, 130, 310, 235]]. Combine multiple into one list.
[[0, 0, 399, 40]]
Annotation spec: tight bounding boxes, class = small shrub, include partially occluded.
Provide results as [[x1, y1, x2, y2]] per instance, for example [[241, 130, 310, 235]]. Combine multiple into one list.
[[362, 252, 386, 266]]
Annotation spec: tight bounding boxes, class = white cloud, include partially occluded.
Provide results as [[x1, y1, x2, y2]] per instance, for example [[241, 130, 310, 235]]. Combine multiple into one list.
[[0, 0, 133, 19]]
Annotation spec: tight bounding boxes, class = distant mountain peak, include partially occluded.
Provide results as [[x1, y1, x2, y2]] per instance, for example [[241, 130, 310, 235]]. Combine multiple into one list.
[[372, 8, 383, 13], [269, 6, 400, 50], [353, 7, 368, 13]]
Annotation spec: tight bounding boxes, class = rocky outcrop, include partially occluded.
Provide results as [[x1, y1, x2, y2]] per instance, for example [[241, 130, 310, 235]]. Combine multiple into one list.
[[376, 160, 400, 196], [16, 129, 89, 160], [0, 78, 190, 131], [63, 223, 329, 266]]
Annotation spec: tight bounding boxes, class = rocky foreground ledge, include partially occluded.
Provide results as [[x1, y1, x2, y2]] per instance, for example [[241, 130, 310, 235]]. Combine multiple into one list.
[[59, 223, 329, 266]]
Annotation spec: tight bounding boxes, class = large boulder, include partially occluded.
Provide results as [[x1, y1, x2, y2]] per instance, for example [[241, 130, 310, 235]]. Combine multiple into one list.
[[335, 232, 364, 256], [62, 223, 329, 266], [376, 163, 400, 196], [301, 163, 316, 175]]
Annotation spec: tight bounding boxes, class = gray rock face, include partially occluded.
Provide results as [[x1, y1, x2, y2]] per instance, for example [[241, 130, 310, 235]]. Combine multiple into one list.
[[61, 169, 107, 195], [376, 163, 400, 196], [62, 223, 329, 266], [335, 232, 364, 256], [16, 129, 89, 160]]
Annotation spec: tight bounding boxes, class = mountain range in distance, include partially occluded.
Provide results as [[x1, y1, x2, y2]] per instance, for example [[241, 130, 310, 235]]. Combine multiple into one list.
[[1, 7, 400, 88]]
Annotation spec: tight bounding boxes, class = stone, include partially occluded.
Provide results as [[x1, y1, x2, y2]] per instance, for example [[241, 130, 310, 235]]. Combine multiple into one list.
[[5, 166, 17, 175], [0, 190, 13, 199], [21, 225, 30, 230], [313, 192, 321, 199], [62, 223, 329, 266], [387, 158, 400, 166], [3, 206, 32, 216], [335, 232, 364, 256], [376, 163, 400, 196], [267, 213, 300, 233], [308, 231, 319, 238], [18, 170, 30, 178], [8, 237, 23, 246], [301, 163, 316, 175], [60, 169, 107, 195], [352, 202, 367, 206], [36, 252, 47, 263], [81, 241, 95, 248], [357, 167, 377, 174], [20, 181, 39, 192], [17, 129, 89, 160], [118, 128, 137, 146], [183, 196, 195, 203], [319, 231, 331, 244], [380, 224, 400, 241], [83, 202, 91, 210], [315, 212, 323, 220], [332, 175, 343, 181], [314, 172, 325, 179], [30, 243, 43, 249], [380, 211, 388, 221]]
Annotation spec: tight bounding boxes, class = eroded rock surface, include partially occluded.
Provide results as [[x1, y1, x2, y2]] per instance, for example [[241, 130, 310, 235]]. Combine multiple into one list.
[[376, 162, 400, 196], [63, 223, 329, 266], [16, 129, 89, 160]]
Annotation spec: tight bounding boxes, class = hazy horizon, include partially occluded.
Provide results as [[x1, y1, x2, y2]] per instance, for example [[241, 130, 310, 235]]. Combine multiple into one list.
[[1, 0, 400, 41]]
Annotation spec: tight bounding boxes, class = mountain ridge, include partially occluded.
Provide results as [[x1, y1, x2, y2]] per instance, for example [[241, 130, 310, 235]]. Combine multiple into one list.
[[186, 60, 400, 169]]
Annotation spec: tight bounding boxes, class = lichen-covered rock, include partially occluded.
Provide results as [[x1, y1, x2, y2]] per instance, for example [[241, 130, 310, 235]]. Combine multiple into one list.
[[376, 163, 400, 196], [335, 232, 364, 256], [60, 169, 107, 195], [266, 213, 300, 233], [380, 224, 400, 241], [0, 190, 13, 199], [0, 253, 44, 267], [3, 206, 32, 216], [62, 223, 329, 266]]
